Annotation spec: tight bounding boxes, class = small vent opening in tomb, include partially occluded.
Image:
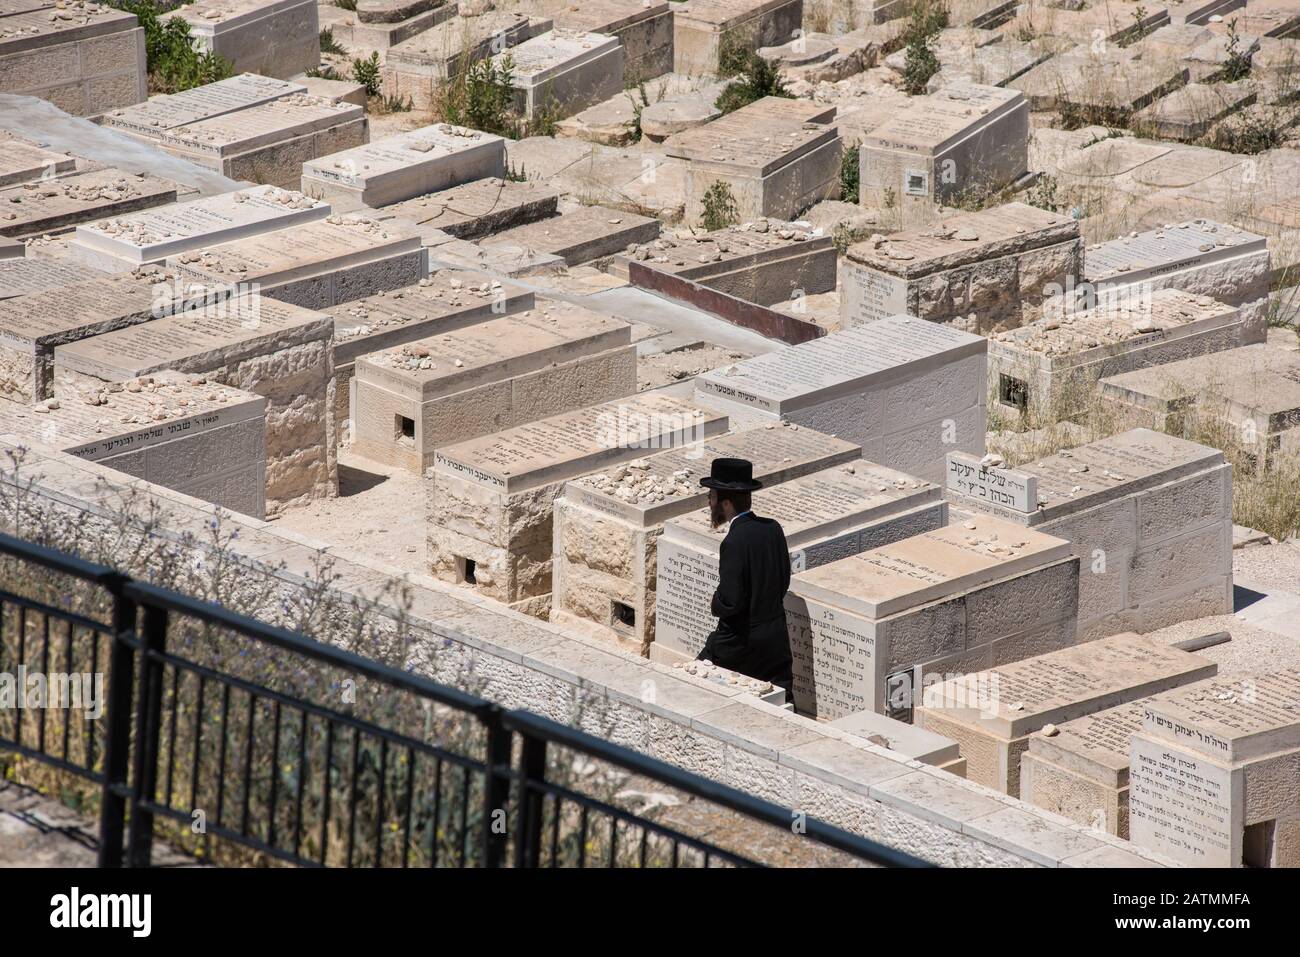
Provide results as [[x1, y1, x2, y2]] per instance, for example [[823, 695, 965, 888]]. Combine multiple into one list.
[[611, 601, 636, 631], [1243, 820, 1275, 868], [396, 415, 415, 447], [459, 557, 477, 585], [999, 374, 1028, 412], [905, 170, 928, 196]]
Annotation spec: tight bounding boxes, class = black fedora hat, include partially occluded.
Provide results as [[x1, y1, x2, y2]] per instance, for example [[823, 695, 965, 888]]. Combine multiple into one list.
[[699, 457, 763, 492]]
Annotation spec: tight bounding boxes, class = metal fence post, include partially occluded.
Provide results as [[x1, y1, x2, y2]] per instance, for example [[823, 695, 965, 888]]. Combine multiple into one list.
[[481, 707, 511, 868], [513, 733, 547, 869], [125, 603, 168, 868], [96, 574, 136, 869]]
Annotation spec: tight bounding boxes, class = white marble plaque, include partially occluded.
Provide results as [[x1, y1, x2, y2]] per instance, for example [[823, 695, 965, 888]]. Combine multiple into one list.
[[946, 451, 1037, 512], [1129, 735, 1236, 867]]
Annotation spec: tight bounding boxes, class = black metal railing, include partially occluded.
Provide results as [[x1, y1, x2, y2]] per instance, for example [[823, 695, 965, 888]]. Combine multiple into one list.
[[0, 530, 930, 869]]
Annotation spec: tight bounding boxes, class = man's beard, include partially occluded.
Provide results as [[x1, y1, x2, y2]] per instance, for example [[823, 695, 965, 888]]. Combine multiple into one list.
[[710, 499, 727, 529]]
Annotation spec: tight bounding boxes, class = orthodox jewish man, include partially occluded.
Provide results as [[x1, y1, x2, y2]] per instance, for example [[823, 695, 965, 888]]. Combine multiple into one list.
[[696, 457, 794, 696]]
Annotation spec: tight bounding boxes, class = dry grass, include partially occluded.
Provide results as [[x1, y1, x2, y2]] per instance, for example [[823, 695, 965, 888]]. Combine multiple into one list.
[[987, 360, 1300, 541]]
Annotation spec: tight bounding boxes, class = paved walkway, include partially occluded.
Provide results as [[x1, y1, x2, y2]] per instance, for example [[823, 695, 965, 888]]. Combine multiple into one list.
[[0, 781, 196, 868]]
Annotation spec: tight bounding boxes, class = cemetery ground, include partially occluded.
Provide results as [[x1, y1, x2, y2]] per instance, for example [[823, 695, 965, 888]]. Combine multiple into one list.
[[3, 0, 1300, 878]]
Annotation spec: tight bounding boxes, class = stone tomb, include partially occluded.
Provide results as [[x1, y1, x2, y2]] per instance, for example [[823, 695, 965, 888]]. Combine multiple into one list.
[[494, 30, 625, 120], [1128, 669, 1300, 867], [917, 632, 1216, 797], [481, 205, 661, 267], [988, 289, 1247, 423], [375, 178, 560, 241], [1099, 344, 1300, 471], [0, 4, 145, 117], [1132, 80, 1257, 141], [858, 83, 1029, 227], [0, 257, 108, 301], [352, 301, 636, 473], [0, 168, 178, 240], [102, 73, 306, 140], [0, 138, 75, 188], [300, 124, 506, 212], [548, 0, 674, 82], [427, 394, 728, 616], [672, 0, 803, 76], [176, 0, 319, 80], [0, 370, 268, 518], [69, 185, 330, 270], [693, 316, 986, 483], [153, 94, 367, 190], [658, 460, 947, 687], [0, 267, 222, 402], [614, 219, 836, 306], [945, 428, 1233, 639], [841, 202, 1083, 333], [1081, 219, 1271, 339], [380, 12, 535, 113], [329, 270, 534, 435], [50, 294, 336, 511], [326, 0, 458, 52], [1009, 43, 1186, 118], [1019, 699, 1146, 837], [168, 215, 424, 310], [785, 514, 1078, 722], [668, 97, 841, 224], [552, 422, 861, 651], [827, 709, 967, 775]]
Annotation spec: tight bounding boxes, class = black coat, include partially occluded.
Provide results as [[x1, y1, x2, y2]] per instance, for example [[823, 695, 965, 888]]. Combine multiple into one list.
[[698, 512, 794, 690]]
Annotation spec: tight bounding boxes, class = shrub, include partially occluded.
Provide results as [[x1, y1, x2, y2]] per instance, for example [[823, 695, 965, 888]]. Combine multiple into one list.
[[700, 180, 739, 231], [319, 27, 346, 57], [435, 56, 520, 138], [1221, 18, 1252, 82], [106, 1, 234, 94], [351, 50, 382, 98], [839, 142, 860, 204], [898, 1, 948, 96], [1204, 112, 1285, 154], [714, 46, 791, 115]]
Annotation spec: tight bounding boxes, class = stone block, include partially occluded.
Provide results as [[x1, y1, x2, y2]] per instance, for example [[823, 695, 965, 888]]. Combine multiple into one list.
[[694, 315, 987, 482], [0, 167, 177, 240], [0, 266, 223, 402], [555, 422, 860, 650], [69, 185, 330, 270], [301, 124, 507, 211], [945, 428, 1233, 638], [859, 82, 1029, 226], [672, 0, 802, 75], [787, 514, 1079, 723], [988, 289, 1249, 423], [1130, 669, 1300, 867], [0, 369, 268, 517], [482, 204, 660, 266], [167, 214, 424, 310], [177, 0, 321, 79], [494, 29, 626, 120], [428, 393, 727, 606], [841, 202, 1081, 332], [917, 632, 1216, 797], [352, 300, 635, 472], [51, 293, 336, 511]]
